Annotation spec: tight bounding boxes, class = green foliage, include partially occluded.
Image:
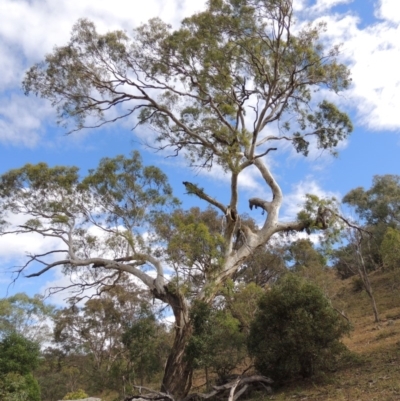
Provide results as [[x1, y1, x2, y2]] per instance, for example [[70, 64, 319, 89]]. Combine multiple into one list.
[[234, 244, 286, 286], [155, 207, 226, 293], [0, 332, 40, 376], [285, 239, 331, 289], [248, 274, 350, 382], [343, 175, 400, 228], [186, 299, 247, 381], [23, 0, 351, 170], [222, 281, 264, 334], [297, 194, 343, 247], [0, 373, 33, 401], [286, 238, 326, 270], [62, 388, 88, 400], [0, 293, 55, 343], [122, 304, 167, 387], [380, 227, 400, 270], [0, 334, 41, 401], [332, 245, 358, 279], [81, 151, 179, 224]]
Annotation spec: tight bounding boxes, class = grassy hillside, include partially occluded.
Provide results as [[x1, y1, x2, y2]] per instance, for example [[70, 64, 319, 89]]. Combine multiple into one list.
[[265, 270, 400, 401]]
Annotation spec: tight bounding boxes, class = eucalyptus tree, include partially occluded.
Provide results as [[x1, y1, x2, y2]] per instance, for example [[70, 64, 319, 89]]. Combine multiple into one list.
[[342, 175, 400, 269], [0, 293, 55, 344], [53, 282, 169, 395], [343, 175, 400, 228], [2, 0, 353, 397]]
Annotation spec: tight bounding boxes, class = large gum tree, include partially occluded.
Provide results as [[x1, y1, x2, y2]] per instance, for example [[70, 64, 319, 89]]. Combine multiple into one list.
[[2, 0, 352, 398]]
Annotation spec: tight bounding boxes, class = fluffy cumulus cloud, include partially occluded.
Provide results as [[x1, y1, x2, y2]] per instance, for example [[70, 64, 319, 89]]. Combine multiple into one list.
[[377, 0, 400, 23], [281, 177, 340, 221], [1, 0, 400, 147], [0, 0, 207, 146], [349, 23, 400, 131], [309, 0, 400, 131]]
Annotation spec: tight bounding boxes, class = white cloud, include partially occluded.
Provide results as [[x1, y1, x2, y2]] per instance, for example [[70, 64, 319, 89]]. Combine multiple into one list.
[[293, 0, 308, 11], [311, 0, 353, 13], [0, 0, 207, 146], [2, 0, 400, 148], [347, 22, 400, 131], [282, 177, 340, 221], [310, 3, 400, 131], [0, 94, 53, 147], [0, 213, 64, 266], [376, 0, 400, 23]]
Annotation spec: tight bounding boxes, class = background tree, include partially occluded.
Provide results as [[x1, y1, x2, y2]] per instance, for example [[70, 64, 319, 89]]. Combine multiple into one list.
[[343, 175, 400, 228], [122, 303, 170, 389], [284, 238, 335, 294], [380, 227, 400, 271], [333, 228, 380, 322], [234, 241, 286, 286], [0, 333, 41, 401], [0, 293, 55, 344], [342, 174, 400, 270], [248, 274, 351, 382], [52, 281, 169, 397], [330, 176, 400, 320], [2, 0, 352, 397]]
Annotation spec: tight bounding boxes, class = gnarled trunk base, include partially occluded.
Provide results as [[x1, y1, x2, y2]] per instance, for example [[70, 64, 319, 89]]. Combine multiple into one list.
[[155, 287, 193, 399]]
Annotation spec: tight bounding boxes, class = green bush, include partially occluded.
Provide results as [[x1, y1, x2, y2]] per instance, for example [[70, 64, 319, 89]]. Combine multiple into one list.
[[0, 332, 40, 376], [62, 388, 88, 400], [0, 372, 41, 401], [185, 300, 247, 382], [248, 274, 351, 382], [0, 333, 41, 401]]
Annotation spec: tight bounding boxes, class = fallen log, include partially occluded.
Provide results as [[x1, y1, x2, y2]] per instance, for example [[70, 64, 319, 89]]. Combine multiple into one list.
[[124, 375, 273, 401]]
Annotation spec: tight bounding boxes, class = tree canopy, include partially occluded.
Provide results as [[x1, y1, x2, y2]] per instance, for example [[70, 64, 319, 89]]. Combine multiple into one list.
[[0, 293, 55, 344], [0, 333, 41, 401]]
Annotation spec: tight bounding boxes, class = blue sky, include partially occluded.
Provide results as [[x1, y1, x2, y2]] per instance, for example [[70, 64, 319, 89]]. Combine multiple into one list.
[[0, 0, 399, 305]]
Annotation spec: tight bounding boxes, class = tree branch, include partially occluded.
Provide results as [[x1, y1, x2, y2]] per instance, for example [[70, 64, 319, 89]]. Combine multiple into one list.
[[182, 182, 226, 213]]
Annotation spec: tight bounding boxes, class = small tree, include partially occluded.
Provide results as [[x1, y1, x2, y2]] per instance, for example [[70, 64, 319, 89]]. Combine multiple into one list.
[[122, 304, 168, 388], [185, 298, 248, 388], [0, 333, 41, 401], [381, 227, 400, 270], [248, 274, 350, 382]]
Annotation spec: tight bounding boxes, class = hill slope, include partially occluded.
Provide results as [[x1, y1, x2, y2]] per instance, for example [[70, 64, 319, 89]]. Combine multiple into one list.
[[267, 270, 400, 401]]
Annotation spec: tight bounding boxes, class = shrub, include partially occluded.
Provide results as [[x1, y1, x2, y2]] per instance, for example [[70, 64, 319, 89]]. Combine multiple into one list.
[[0, 333, 41, 401], [248, 274, 351, 382], [0, 372, 41, 401], [63, 388, 88, 400]]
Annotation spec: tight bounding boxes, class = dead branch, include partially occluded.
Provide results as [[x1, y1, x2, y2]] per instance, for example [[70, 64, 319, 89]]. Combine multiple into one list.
[[124, 375, 273, 401], [181, 375, 273, 401]]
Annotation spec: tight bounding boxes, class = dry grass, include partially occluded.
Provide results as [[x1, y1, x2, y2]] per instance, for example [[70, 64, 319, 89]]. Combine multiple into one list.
[[256, 270, 400, 401]]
